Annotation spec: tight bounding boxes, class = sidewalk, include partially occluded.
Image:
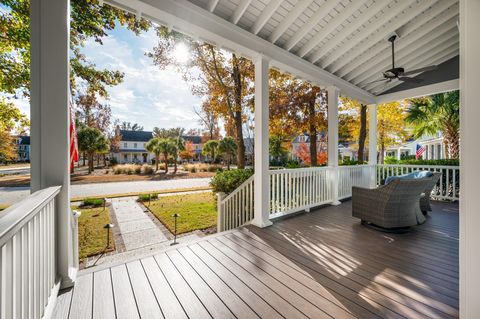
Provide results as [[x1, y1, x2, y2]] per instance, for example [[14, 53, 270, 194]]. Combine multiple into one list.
[[84, 196, 203, 268]]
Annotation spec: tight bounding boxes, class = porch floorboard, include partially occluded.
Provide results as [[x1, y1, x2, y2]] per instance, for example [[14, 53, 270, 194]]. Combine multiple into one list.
[[53, 200, 459, 319]]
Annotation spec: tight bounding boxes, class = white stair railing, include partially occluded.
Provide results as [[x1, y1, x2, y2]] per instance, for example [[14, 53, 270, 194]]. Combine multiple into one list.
[[217, 175, 254, 232], [0, 186, 61, 319], [269, 167, 333, 218], [377, 164, 459, 201]]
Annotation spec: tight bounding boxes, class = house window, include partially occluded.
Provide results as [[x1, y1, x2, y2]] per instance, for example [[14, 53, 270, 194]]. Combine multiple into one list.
[[134, 143, 137, 148], [437, 144, 442, 159], [124, 154, 128, 161], [123, 142, 127, 148]]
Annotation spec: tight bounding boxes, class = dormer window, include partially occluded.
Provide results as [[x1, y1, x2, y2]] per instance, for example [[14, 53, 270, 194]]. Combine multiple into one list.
[[124, 142, 127, 148], [134, 143, 137, 148]]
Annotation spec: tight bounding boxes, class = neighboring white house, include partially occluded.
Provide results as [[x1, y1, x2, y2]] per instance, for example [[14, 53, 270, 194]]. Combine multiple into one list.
[[112, 130, 203, 164], [385, 132, 445, 160]]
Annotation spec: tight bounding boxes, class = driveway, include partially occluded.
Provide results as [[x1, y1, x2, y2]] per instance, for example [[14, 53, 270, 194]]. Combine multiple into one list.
[[0, 178, 212, 205]]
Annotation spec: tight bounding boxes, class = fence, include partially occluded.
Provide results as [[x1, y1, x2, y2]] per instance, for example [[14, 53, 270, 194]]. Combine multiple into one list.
[[0, 186, 61, 319]]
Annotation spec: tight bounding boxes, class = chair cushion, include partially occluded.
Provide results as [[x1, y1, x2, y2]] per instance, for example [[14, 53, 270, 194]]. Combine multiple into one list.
[[385, 170, 433, 185]]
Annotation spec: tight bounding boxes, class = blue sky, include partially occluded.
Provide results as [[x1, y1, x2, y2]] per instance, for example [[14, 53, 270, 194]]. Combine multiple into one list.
[[12, 23, 203, 132]]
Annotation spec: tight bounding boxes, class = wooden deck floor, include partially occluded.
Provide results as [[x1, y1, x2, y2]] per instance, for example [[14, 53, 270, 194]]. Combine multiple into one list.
[[53, 200, 459, 319]]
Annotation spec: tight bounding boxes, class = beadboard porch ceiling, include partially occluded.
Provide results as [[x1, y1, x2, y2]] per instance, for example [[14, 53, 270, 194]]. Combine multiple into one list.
[[188, 0, 459, 96]]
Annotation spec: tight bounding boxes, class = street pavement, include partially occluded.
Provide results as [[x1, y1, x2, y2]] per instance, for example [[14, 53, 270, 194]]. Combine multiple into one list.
[[0, 177, 211, 205]]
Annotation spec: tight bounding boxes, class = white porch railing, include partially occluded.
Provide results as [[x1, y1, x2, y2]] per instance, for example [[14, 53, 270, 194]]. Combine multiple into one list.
[[269, 167, 333, 218], [338, 165, 375, 199], [217, 175, 254, 232], [0, 186, 61, 319], [377, 164, 459, 201], [217, 164, 459, 232]]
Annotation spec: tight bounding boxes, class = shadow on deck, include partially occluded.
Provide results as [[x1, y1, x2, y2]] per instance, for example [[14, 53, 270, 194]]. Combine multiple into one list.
[[53, 200, 459, 318]]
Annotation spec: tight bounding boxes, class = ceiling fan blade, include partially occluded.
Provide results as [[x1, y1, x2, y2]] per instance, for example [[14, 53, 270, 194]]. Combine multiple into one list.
[[364, 78, 388, 86], [398, 76, 423, 83], [402, 65, 438, 76]]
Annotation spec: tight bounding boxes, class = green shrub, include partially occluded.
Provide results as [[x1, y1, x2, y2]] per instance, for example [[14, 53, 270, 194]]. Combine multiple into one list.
[[285, 160, 300, 169], [138, 193, 159, 202], [384, 156, 399, 164], [110, 157, 118, 166], [81, 198, 105, 207], [141, 164, 154, 175], [396, 158, 459, 166], [134, 165, 142, 174], [210, 169, 254, 194]]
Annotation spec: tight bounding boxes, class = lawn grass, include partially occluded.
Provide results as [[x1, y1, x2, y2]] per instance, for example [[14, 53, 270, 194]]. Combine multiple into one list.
[[74, 205, 114, 260], [147, 192, 216, 234]]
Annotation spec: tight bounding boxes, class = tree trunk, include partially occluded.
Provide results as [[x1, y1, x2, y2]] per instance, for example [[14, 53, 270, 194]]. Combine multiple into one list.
[[379, 143, 385, 164], [163, 152, 168, 173], [173, 158, 177, 174], [358, 104, 367, 163], [232, 54, 246, 169], [82, 152, 86, 166], [88, 152, 94, 173], [155, 154, 159, 171], [308, 100, 318, 167]]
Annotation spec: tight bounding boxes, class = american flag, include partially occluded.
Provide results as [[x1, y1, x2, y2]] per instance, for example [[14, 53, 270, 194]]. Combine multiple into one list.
[[416, 144, 426, 160], [69, 101, 79, 172]]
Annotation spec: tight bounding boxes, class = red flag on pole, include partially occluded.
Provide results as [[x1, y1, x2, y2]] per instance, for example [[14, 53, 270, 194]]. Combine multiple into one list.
[[70, 101, 79, 172]]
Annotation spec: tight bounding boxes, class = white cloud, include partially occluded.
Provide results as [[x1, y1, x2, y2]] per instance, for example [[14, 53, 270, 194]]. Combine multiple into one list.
[[80, 26, 203, 131]]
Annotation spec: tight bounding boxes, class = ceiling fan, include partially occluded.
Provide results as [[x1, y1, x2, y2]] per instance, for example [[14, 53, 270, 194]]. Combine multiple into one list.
[[366, 34, 438, 87]]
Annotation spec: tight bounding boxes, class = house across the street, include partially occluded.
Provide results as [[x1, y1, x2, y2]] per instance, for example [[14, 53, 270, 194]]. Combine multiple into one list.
[[385, 133, 445, 160], [112, 129, 203, 164], [12, 135, 30, 162]]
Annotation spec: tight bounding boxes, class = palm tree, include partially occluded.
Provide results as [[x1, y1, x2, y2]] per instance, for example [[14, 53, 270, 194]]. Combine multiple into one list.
[[170, 137, 185, 174], [202, 140, 219, 163], [77, 127, 110, 173], [145, 138, 162, 171], [219, 136, 237, 169], [406, 91, 459, 159], [157, 138, 175, 173]]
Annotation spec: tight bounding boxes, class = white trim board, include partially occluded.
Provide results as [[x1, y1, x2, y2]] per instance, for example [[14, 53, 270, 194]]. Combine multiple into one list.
[[375, 79, 459, 104], [104, 0, 376, 104]]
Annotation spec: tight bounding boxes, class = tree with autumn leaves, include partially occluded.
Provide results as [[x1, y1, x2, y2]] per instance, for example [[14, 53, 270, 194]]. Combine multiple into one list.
[[148, 26, 253, 169]]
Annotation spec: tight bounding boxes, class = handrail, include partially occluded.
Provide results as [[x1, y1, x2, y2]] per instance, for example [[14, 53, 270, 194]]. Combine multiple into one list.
[[0, 186, 61, 247], [221, 175, 254, 202]]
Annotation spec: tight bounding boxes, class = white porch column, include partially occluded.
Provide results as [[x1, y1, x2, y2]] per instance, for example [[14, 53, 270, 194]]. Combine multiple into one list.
[[368, 104, 377, 188], [460, 0, 480, 317], [327, 86, 341, 205], [30, 0, 75, 286], [252, 55, 272, 228]]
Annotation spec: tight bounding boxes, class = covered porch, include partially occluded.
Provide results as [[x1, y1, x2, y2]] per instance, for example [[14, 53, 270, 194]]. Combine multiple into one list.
[[53, 200, 459, 318], [1, 0, 478, 318]]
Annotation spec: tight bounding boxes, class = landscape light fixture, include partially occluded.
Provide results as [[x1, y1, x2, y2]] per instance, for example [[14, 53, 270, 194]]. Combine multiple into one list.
[[171, 213, 180, 246]]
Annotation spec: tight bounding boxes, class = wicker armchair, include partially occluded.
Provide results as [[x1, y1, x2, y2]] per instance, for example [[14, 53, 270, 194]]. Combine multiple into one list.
[[419, 172, 442, 214], [352, 177, 436, 229]]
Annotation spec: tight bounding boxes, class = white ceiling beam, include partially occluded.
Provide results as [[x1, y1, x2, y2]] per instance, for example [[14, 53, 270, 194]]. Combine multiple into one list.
[[306, 0, 391, 64], [373, 50, 459, 95], [296, 1, 366, 58], [283, 0, 341, 51], [352, 20, 457, 86], [230, 0, 253, 24], [251, 0, 284, 35], [105, 0, 376, 104], [369, 44, 459, 93], [320, 0, 436, 69], [334, 0, 458, 78], [362, 35, 459, 91], [376, 79, 459, 104], [269, 0, 314, 43], [207, 0, 220, 12]]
